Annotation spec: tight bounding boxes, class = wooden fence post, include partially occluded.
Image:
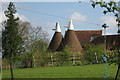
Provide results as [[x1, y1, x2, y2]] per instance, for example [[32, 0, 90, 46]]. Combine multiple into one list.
[[33, 56, 35, 67], [95, 53, 98, 64], [51, 55, 53, 66], [73, 55, 75, 65]]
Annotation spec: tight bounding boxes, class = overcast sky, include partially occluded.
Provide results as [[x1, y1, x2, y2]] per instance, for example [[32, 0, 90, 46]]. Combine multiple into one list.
[[0, 1, 119, 41]]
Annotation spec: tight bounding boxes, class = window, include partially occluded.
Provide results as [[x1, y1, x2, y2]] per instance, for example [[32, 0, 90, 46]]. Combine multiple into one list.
[[91, 35, 94, 41]]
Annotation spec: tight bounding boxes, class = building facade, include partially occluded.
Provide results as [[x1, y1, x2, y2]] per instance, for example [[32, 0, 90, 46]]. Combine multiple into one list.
[[48, 20, 120, 52]]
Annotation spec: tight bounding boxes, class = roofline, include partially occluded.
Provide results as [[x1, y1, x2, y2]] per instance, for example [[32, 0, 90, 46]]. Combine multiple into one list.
[[102, 34, 120, 36], [75, 30, 102, 32]]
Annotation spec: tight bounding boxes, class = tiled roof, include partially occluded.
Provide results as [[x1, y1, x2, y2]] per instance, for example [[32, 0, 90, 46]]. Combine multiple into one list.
[[75, 30, 102, 46], [48, 32, 63, 52], [57, 30, 82, 52], [92, 34, 120, 49]]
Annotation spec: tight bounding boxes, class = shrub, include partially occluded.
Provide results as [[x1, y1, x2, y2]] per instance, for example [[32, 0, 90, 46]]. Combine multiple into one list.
[[83, 44, 104, 63]]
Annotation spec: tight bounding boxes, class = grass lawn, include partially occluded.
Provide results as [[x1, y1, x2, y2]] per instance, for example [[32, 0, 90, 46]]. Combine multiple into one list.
[[2, 64, 118, 78]]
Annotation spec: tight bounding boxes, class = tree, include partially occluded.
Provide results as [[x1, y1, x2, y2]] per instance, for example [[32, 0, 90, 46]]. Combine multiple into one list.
[[91, 0, 120, 33], [17, 21, 33, 55], [57, 45, 71, 65], [91, 1, 120, 79], [11, 21, 33, 68], [2, 2, 23, 80], [28, 27, 49, 67], [16, 21, 49, 67]]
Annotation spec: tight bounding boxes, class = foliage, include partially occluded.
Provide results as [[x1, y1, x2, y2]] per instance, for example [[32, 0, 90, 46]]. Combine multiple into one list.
[[104, 49, 120, 65], [83, 44, 104, 63], [27, 26, 49, 58], [30, 27, 49, 67], [2, 58, 9, 66], [2, 2, 23, 79], [17, 21, 32, 55], [33, 51, 50, 67], [2, 3, 49, 67], [2, 2, 23, 58], [58, 45, 71, 65], [91, 1, 120, 79], [17, 21, 49, 55], [2, 17, 49, 67], [40, 52, 51, 66], [15, 21, 49, 67], [91, 0, 120, 33]]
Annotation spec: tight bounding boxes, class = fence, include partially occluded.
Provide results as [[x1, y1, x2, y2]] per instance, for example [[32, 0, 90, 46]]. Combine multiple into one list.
[[2, 50, 120, 69], [2, 55, 83, 69]]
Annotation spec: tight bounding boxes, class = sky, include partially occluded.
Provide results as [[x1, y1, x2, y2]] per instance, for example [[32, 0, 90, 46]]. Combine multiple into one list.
[[0, 1, 119, 41]]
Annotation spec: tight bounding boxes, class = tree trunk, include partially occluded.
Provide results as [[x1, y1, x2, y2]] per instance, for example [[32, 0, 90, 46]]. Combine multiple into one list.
[[9, 59, 14, 80], [30, 59, 33, 68], [115, 49, 120, 80], [115, 63, 120, 80]]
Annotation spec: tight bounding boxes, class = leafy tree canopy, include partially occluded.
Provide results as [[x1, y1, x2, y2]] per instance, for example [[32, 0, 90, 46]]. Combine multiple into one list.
[[91, 0, 120, 33]]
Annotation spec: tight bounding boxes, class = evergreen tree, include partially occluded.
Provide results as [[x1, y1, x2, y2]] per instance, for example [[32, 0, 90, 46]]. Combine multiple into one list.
[[2, 2, 23, 80]]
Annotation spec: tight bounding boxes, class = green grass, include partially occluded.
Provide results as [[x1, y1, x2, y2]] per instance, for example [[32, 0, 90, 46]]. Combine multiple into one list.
[[2, 64, 118, 78]]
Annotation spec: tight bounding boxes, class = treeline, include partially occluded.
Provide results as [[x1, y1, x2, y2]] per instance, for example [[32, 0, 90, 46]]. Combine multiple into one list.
[[2, 2, 49, 69]]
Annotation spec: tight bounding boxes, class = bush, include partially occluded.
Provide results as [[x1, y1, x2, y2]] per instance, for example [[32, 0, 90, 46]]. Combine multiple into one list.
[[51, 45, 71, 66], [83, 44, 104, 63], [104, 49, 120, 65]]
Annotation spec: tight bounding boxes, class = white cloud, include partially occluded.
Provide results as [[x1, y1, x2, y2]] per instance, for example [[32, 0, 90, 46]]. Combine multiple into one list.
[[100, 15, 118, 35], [100, 16, 117, 29], [70, 12, 87, 24]]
